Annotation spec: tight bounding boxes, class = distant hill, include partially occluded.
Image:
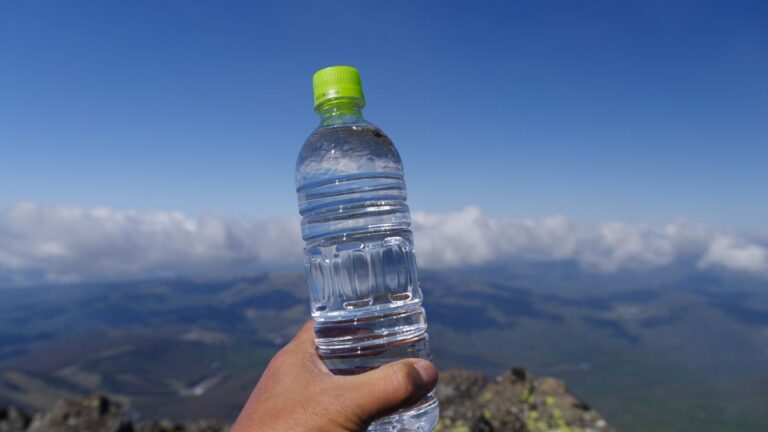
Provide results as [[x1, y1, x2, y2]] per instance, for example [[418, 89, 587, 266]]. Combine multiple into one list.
[[1, 267, 767, 431]]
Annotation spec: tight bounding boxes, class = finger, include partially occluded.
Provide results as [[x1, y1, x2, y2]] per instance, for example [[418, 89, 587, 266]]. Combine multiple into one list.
[[278, 320, 315, 357], [289, 320, 316, 348], [334, 359, 438, 423], [274, 320, 328, 374]]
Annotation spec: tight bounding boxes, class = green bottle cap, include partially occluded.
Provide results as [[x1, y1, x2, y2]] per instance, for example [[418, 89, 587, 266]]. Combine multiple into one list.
[[312, 65, 365, 110]]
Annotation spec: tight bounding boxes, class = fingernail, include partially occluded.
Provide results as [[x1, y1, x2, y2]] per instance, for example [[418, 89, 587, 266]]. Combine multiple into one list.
[[413, 360, 437, 384]]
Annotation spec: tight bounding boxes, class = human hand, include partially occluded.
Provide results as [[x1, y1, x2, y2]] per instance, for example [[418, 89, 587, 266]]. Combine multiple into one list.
[[232, 320, 438, 432]]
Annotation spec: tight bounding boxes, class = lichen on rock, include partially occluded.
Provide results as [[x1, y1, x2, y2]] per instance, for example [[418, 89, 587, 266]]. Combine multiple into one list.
[[436, 367, 612, 432]]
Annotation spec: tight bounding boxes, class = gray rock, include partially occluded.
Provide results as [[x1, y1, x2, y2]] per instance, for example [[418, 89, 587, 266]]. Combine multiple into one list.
[[436, 367, 612, 432], [0, 405, 31, 432], [27, 396, 133, 432]]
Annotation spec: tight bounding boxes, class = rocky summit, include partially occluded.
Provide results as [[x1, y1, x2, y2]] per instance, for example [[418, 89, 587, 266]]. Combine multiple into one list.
[[436, 368, 612, 432], [0, 396, 227, 432], [0, 368, 609, 432]]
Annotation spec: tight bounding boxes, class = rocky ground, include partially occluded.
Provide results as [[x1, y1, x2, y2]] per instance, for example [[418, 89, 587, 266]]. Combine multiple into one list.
[[436, 367, 612, 432], [0, 367, 610, 432], [0, 396, 225, 432]]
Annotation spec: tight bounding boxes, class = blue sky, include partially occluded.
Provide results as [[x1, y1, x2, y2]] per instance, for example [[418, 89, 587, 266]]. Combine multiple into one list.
[[1, 0, 766, 228]]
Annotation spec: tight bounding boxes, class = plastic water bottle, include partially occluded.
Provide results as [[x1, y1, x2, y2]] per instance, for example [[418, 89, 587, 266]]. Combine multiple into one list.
[[295, 66, 438, 431]]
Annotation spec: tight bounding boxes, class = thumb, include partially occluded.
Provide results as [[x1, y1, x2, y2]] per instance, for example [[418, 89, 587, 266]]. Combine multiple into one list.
[[338, 359, 438, 423]]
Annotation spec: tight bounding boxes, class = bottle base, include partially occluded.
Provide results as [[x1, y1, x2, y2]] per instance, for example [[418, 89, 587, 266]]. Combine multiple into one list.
[[368, 392, 439, 432]]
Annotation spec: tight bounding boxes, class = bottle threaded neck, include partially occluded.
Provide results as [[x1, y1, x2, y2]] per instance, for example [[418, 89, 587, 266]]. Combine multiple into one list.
[[317, 99, 365, 126]]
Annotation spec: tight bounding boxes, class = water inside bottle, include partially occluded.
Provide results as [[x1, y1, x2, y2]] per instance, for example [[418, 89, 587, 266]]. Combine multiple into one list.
[[297, 124, 438, 431]]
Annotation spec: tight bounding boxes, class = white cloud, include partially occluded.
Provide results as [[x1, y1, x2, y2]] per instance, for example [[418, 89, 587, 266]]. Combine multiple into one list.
[[0, 203, 766, 283], [412, 207, 715, 272], [0, 202, 302, 283], [699, 236, 768, 274]]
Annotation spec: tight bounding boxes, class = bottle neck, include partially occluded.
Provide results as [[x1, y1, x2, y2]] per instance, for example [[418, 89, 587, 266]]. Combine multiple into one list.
[[316, 98, 365, 127]]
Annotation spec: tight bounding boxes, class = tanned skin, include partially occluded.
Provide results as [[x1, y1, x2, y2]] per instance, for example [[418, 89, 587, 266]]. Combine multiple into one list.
[[232, 320, 438, 432]]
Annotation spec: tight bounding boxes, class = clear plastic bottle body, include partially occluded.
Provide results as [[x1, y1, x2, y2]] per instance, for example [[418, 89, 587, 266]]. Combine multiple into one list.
[[296, 101, 438, 431]]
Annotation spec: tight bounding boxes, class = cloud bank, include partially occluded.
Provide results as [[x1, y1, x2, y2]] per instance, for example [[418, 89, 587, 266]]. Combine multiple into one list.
[[1, 203, 766, 283], [0, 203, 301, 284]]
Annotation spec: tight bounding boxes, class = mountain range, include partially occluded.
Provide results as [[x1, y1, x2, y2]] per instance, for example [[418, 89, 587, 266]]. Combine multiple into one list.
[[1, 264, 767, 431]]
